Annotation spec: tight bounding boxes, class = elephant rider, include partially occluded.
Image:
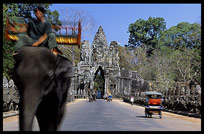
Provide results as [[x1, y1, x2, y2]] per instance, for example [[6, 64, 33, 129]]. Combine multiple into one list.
[[8, 5, 62, 55]]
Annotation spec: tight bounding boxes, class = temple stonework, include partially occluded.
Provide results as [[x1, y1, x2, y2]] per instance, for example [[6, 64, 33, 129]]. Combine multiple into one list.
[[71, 26, 142, 98]]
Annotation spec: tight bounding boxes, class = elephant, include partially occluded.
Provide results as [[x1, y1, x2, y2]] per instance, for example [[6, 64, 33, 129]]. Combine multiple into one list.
[[13, 47, 73, 131]]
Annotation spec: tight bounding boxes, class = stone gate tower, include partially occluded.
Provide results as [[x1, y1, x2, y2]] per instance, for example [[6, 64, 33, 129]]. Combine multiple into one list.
[[77, 26, 120, 97], [71, 26, 143, 99]]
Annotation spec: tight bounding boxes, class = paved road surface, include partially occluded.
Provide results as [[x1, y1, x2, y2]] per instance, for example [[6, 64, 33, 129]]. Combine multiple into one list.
[[3, 99, 201, 131]]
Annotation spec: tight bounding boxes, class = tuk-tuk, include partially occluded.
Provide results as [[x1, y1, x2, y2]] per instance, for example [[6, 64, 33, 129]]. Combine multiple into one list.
[[144, 91, 163, 118]]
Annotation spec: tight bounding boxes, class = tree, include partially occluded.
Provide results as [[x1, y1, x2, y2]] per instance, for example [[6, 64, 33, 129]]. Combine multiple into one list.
[[124, 19, 201, 90], [149, 47, 176, 92], [131, 44, 156, 81], [118, 45, 136, 70], [3, 4, 19, 79], [126, 17, 166, 56], [159, 22, 201, 50], [159, 22, 201, 84], [171, 48, 201, 84], [118, 44, 156, 81]]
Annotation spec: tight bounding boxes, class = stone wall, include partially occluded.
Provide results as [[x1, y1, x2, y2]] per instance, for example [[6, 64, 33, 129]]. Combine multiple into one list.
[[118, 69, 144, 96], [162, 83, 201, 114], [3, 76, 19, 112]]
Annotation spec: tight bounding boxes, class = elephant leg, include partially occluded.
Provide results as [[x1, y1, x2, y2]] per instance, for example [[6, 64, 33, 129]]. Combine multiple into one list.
[[36, 109, 58, 131], [57, 100, 67, 128], [36, 91, 59, 131], [19, 87, 42, 131]]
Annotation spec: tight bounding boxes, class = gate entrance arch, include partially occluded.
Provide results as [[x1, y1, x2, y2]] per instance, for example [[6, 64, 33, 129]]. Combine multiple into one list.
[[94, 66, 105, 98]]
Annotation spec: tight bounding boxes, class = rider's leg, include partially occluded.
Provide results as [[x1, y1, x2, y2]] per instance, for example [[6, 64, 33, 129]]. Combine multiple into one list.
[[45, 33, 63, 55], [47, 33, 57, 49], [14, 33, 34, 52]]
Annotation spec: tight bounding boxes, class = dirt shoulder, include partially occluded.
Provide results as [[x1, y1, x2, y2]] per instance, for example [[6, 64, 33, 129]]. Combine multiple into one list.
[[161, 111, 201, 124], [3, 115, 19, 123]]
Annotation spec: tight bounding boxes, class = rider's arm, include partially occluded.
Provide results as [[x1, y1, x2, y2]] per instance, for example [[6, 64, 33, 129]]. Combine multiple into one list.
[[32, 33, 47, 47]]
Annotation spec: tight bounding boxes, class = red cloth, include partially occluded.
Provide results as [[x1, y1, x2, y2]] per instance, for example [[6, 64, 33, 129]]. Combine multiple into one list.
[[148, 99, 161, 105]]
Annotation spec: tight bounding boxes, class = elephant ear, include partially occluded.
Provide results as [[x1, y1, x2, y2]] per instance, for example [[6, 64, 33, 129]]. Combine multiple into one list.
[[55, 55, 73, 78]]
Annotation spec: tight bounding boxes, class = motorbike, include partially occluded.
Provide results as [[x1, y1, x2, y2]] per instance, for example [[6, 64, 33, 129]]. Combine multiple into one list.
[[107, 95, 112, 102]]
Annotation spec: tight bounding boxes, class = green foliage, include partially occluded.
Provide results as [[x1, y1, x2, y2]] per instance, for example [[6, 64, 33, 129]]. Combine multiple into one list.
[[159, 22, 201, 50], [158, 22, 201, 84], [125, 16, 201, 86], [3, 4, 19, 17], [94, 74, 104, 91], [126, 17, 166, 55], [3, 4, 19, 79], [3, 39, 15, 79], [47, 10, 62, 26]]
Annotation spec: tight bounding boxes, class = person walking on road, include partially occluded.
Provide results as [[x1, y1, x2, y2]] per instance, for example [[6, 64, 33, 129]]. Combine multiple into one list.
[[130, 96, 134, 106]]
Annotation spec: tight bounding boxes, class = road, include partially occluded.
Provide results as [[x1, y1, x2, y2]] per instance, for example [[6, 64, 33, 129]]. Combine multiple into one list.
[[3, 99, 201, 131]]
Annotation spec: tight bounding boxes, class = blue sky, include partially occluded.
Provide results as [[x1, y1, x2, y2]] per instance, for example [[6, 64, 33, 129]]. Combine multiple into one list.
[[49, 4, 201, 46]]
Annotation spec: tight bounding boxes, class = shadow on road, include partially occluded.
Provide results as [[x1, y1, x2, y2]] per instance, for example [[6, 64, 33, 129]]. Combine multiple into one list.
[[136, 116, 161, 119], [136, 116, 147, 118]]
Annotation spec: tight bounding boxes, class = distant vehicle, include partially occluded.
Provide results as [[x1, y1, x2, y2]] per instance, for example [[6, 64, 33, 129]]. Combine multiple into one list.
[[97, 91, 102, 99], [144, 91, 163, 119], [107, 95, 112, 102]]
